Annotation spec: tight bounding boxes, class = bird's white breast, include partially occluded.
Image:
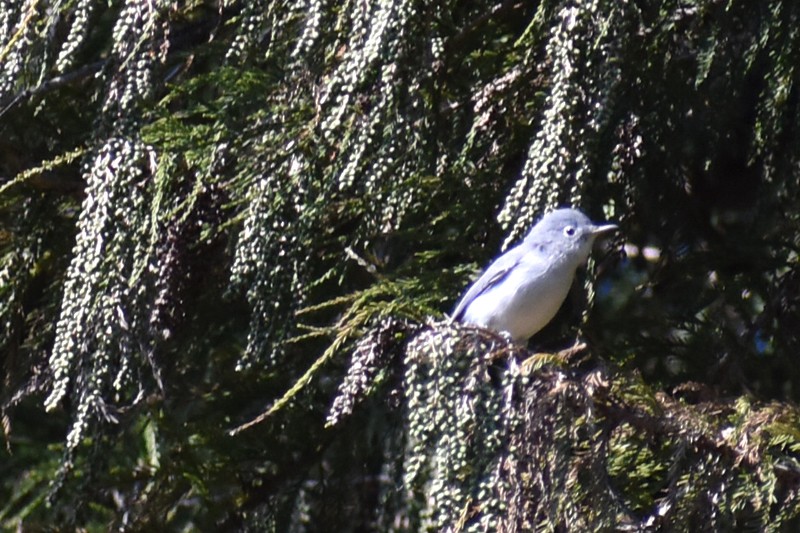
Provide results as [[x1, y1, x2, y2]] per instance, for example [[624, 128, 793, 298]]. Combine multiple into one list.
[[462, 252, 576, 343]]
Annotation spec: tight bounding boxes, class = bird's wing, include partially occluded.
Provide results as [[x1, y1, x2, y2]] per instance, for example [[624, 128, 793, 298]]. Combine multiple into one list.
[[450, 246, 526, 322]]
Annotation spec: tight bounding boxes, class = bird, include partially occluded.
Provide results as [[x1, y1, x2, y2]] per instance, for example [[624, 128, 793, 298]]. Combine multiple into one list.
[[451, 208, 617, 344]]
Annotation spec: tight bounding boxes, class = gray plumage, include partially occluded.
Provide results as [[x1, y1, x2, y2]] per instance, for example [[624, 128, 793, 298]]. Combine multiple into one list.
[[451, 208, 616, 344]]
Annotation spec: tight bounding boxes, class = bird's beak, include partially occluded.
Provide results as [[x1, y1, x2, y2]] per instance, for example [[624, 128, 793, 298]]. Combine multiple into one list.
[[591, 223, 618, 235]]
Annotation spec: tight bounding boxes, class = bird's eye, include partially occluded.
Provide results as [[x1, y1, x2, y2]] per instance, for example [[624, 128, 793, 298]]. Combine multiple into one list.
[[564, 225, 576, 237]]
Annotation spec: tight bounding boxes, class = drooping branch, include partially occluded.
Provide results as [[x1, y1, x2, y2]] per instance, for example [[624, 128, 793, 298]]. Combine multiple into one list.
[[324, 317, 800, 529]]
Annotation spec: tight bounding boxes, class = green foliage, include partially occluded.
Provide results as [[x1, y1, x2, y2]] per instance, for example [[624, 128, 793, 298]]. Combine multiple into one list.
[[2, 0, 800, 530], [327, 320, 800, 530]]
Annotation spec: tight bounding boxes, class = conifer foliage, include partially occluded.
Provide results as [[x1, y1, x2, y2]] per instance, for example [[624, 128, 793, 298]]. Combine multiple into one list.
[[2, 0, 800, 530]]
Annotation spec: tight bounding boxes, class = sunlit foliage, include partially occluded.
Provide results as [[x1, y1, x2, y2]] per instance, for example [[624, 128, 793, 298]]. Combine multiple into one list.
[[2, 0, 800, 529]]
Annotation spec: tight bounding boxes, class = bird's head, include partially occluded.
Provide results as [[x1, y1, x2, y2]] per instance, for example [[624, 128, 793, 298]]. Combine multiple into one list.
[[524, 208, 617, 266]]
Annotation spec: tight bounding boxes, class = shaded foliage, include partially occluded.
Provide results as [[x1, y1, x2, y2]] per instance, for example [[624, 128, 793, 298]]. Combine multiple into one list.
[[1, 0, 800, 530]]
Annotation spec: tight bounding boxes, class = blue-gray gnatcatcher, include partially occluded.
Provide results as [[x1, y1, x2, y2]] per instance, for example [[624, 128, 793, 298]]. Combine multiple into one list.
[[451, 208, 617, 344]]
